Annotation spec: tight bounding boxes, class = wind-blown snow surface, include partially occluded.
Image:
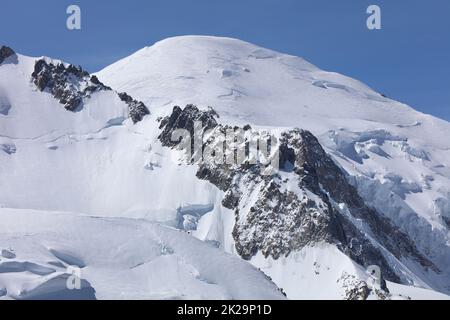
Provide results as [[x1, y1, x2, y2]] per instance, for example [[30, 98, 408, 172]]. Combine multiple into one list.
[[1, 36, 450, 299]]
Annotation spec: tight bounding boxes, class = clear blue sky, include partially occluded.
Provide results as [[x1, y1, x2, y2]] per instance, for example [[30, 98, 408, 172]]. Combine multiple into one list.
[[1, 0, 449, 120]]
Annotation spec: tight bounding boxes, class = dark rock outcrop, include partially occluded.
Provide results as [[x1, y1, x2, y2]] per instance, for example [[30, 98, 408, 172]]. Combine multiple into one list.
[[159, 104, 218, 148], [32, 59, 110, 111], [158, 104, 439, 286], [0, 46, 16, 65], [31, 59, 149, 122], [118, 92, 150, 124], [337, 272, 390, 300]]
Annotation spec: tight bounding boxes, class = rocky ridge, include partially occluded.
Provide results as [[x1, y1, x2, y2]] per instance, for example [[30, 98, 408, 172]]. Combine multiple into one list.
[[31, 58, 149, 122], [158, 104, 439, 290]]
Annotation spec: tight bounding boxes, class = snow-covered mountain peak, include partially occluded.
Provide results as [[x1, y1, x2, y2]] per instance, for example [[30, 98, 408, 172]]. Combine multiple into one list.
[[134, 35, 319, 72], [2, 37, 450, 299], [0, 44, 287, 300], [97, 35, 422, 130], [94, 36, 450, 297]]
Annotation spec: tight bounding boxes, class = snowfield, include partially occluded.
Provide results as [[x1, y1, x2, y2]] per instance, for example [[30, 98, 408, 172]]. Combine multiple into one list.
[[1, 35, 450, 299], [0, 208, 284, 300]]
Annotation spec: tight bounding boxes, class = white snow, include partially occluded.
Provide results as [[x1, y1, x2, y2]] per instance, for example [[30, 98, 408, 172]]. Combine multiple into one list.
[[0, 208, 284, 300], [251, 244, 367, 300]]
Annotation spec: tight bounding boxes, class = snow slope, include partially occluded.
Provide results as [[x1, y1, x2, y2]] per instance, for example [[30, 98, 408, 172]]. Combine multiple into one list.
[[0, 51, 220, 219], [252, 244, 450, 300], [0, 208, 284, 300]]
